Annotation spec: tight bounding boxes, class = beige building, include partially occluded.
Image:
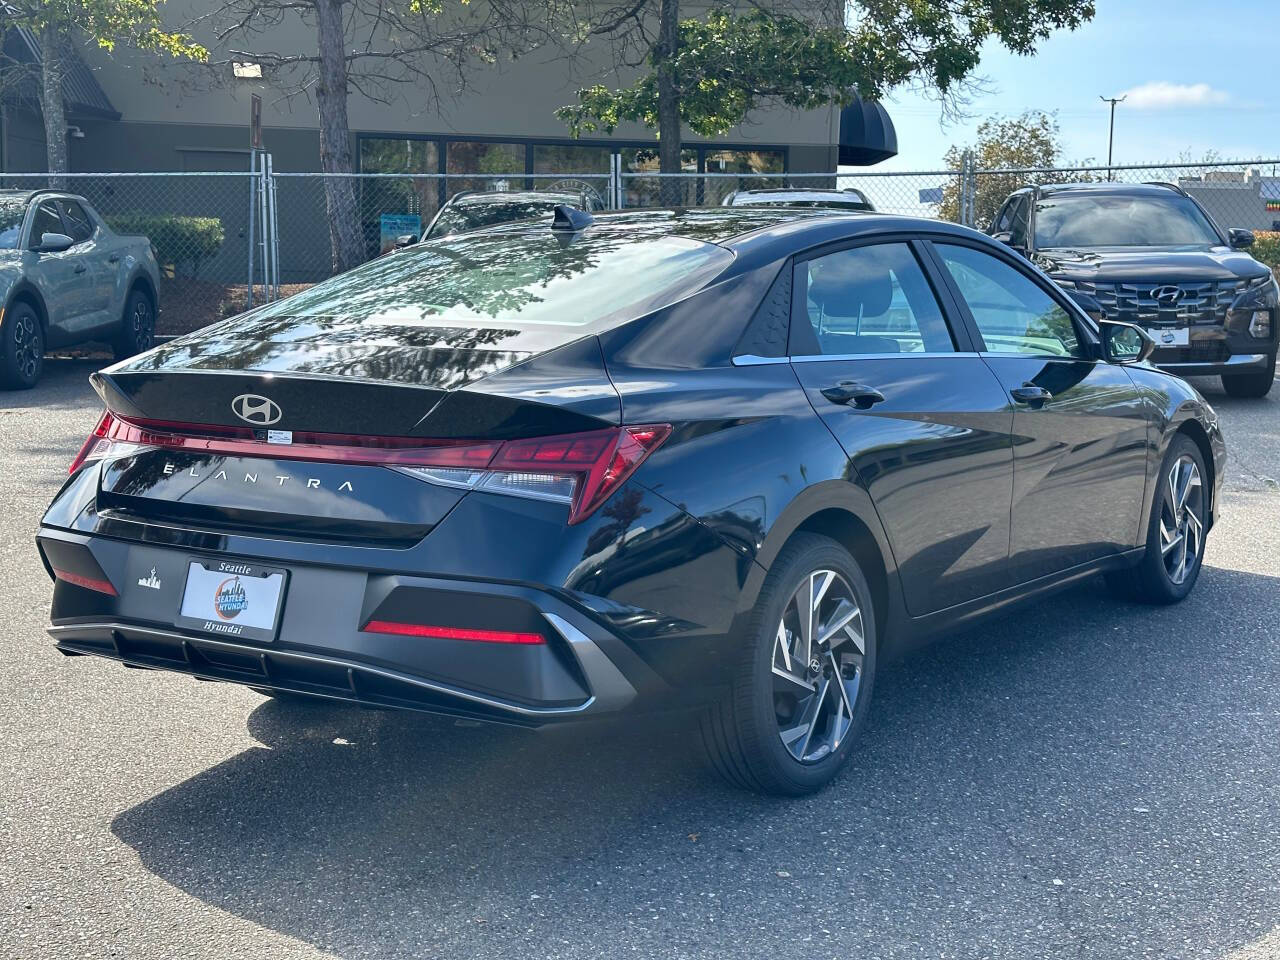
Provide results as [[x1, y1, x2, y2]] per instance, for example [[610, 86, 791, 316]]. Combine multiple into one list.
[[1, 2, 895, 183]]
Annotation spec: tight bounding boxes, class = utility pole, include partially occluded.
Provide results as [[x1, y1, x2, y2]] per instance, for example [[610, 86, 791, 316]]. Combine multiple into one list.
[[1100, 95, 1125, 181]]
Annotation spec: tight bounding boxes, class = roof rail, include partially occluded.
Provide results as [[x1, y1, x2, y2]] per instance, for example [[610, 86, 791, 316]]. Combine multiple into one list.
[[1142, 180, 1190, 197]]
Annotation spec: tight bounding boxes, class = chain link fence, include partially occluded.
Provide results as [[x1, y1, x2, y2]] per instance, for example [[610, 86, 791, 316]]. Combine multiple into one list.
[[5, 158, 1278, 339]]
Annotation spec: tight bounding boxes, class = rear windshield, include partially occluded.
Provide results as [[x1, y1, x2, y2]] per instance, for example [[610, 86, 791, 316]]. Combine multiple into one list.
[[256, 224, 734, 329], [0, 198, 25, 249], [1034, 193, 1222, 248], [425, 198, 564, 239]]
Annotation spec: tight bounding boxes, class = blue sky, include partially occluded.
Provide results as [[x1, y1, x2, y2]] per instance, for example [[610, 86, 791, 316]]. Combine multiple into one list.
[[871, 0, 1279, 171]]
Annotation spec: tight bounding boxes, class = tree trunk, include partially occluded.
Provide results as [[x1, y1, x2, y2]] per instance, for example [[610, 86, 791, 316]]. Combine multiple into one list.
[[314, 0, 364, 274], [654, 0, 683, 206], [40, 26, 68, 189]]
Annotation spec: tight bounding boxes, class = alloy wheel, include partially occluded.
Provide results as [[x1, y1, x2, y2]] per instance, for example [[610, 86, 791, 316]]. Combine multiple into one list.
[[12, 312, 41, 381], [772, 569, 865, 764], [131, 297, 155, 350], [1160, 454, 1203, 586]]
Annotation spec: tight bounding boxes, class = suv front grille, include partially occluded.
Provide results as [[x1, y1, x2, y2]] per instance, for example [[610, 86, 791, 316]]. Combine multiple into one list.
[[1079, 279, 1246, 327]]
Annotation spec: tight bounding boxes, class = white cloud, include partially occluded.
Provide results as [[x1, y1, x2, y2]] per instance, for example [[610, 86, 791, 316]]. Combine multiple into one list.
[[1120, 82, 1230, 110]]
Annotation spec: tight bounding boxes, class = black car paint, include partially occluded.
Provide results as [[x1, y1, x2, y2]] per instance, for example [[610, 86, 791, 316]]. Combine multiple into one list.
[[39, 210, 1226, 723]]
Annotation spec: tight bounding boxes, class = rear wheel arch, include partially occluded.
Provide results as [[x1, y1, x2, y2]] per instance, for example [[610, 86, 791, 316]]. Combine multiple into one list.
[[748, 486, 899, 650], [127, 273, 157, 314]]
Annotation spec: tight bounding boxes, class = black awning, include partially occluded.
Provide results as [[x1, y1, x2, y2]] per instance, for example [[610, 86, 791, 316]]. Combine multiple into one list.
[[838, 98, 896, 167], [2, 26, 122, 120]]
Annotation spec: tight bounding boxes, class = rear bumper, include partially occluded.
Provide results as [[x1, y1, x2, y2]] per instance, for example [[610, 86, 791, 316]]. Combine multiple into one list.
[[38, 526, 661, 726]]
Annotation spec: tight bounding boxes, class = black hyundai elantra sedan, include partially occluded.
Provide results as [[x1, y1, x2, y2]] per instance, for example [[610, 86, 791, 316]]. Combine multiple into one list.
[[38, 206, 1225, 795]]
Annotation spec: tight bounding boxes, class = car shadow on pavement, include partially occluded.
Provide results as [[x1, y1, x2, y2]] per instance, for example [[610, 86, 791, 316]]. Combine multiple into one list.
[[111, 563, 1280, 959]]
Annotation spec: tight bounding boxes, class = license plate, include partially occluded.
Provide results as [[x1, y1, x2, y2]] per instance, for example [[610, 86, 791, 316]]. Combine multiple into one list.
[[176, 559, 287, 643], [1149, 327, 1189, 347]]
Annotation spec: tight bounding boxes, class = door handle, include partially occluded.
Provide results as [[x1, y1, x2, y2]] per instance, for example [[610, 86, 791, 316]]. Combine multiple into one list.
[[1010, 383, 1052, 406], [821, 381, 886, 409], [73, 264, 87, 274]]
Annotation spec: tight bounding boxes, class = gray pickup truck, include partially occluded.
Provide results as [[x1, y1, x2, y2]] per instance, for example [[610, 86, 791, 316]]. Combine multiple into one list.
[[0, 189, 160, 389]]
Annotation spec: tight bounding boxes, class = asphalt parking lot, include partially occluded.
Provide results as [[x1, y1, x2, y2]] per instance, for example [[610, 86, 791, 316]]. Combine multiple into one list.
[[2, 358, 1278, 960]]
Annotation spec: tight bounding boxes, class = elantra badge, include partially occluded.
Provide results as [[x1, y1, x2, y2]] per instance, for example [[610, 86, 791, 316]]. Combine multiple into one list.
[[232, 394, 282, 426]]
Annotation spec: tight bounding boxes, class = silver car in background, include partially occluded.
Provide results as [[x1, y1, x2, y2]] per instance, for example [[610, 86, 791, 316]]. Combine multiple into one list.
[[722, 187, 876, 212], [0, 190, 160, 389]]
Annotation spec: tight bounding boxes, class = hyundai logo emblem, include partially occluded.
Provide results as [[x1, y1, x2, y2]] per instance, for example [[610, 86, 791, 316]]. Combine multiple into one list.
[[1150, 285, 1183, 307], [231, 394, 282, 425]]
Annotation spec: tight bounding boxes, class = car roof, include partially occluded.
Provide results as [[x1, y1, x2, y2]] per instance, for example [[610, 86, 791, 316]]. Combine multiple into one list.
[[450, 190, 581, 208], [1032, 182, 1185, 198], [0, 188, 87, 203], [473, 207, 989, 266]]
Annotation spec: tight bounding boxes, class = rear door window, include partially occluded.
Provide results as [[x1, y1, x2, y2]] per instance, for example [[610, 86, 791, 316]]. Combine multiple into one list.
[[792, 242, 956, 356]]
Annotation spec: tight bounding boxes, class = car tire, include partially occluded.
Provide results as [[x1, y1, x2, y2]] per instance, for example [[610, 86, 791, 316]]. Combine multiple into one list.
[[0, 300, 45, 390], [1105, 434, 1208, 604], [1221, 352, 1276, 398], [699, 533, 877, 796], [112, 287, 155, 362]]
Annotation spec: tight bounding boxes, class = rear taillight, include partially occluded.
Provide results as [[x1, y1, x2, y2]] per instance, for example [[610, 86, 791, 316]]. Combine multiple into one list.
[[68, 410, 670, 524], [67, 409, 502, 474], [68, 411, 116, 474], [397, 424, 671, 524]]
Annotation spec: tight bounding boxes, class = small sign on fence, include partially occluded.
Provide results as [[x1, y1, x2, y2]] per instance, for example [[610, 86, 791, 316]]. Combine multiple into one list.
[[379, 213, 422, 254], [250, 94, 263, 150]]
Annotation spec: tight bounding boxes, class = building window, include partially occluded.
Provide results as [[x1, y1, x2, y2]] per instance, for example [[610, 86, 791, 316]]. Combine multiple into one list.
[[620, 147, 697, 207], [446, 141, 525, 194], [358, 137, 441, 256], [534, 144, 613, 175], [701, 148, 785, 205]]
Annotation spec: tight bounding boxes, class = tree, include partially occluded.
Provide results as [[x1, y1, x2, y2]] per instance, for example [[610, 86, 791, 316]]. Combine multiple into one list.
[[1, 1, 206, 183], [558, 0, 1097, 199], [196, 0, 550, 274], [939, 111, 1094, 227]]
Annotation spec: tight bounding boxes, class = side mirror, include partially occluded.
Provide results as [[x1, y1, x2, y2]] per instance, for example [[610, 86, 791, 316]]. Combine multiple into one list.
[[33, 232, 75, 253], [1067, 291, 1106, 324], [991, 231, 1027, 256], [1228, 228, 1255, 249], [1100, 319, 1154, 364], [393, 234, 417, 249]]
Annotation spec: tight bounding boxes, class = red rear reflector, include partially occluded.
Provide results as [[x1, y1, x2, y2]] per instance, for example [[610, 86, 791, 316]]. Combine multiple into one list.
[[362, 620, 545, 644], [52, 567, 117, 596]]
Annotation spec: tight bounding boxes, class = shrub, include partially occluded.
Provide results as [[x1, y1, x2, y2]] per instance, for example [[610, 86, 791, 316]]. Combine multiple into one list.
[[1250, 231, 1280, 273], [107, 213, 225, 278]]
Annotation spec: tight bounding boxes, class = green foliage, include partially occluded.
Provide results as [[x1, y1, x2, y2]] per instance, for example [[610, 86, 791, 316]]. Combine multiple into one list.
[[3, 0, 207, 60], [558, 11, 864, 138], [1250, 231, 1280, 271], [561, 1, 1096, 153], [939, 111, 1097, 228], [109, 214, 225, 278]]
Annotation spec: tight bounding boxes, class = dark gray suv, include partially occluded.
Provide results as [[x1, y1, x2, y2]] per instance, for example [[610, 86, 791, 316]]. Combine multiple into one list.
[[990, 182, 1278, 397]]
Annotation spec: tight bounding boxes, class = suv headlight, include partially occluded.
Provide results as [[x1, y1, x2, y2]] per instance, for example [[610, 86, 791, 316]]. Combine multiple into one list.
[[1228, 274, 1278, 338]]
